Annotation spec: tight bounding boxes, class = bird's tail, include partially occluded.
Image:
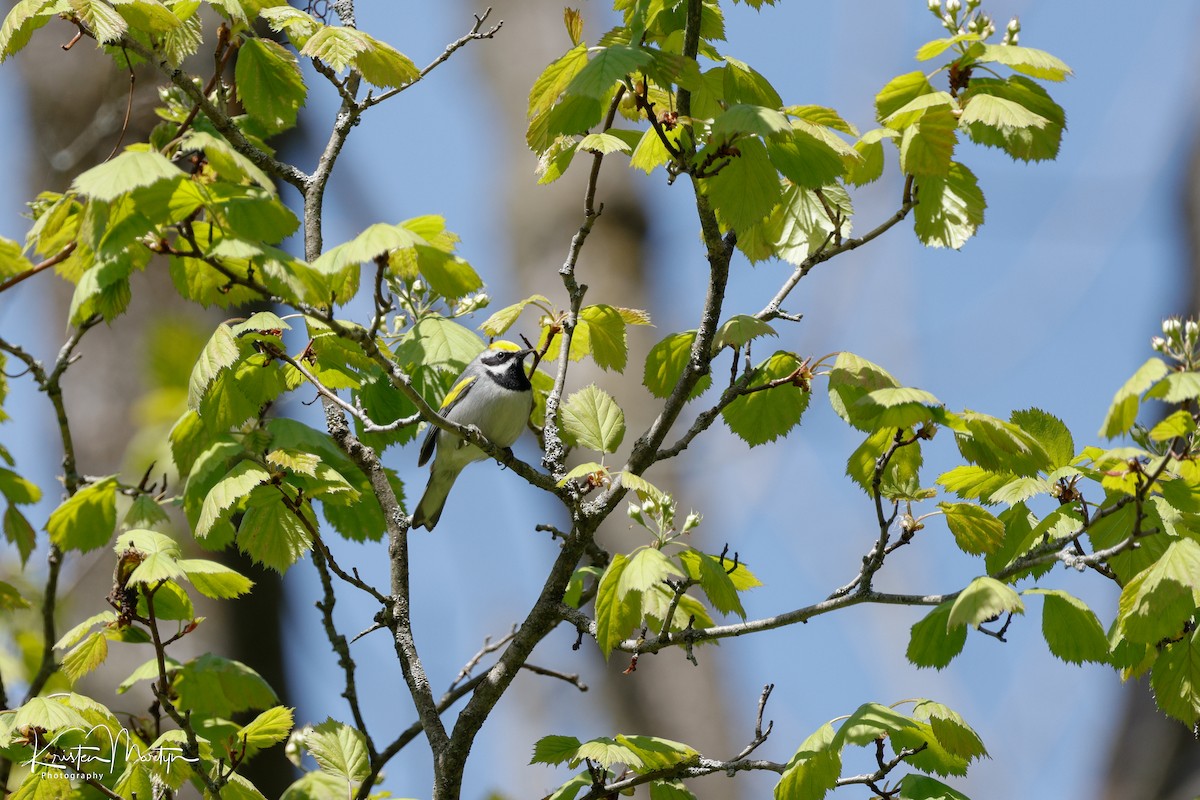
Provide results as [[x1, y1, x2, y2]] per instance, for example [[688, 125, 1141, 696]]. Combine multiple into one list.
[[411, 466, 462, 531]]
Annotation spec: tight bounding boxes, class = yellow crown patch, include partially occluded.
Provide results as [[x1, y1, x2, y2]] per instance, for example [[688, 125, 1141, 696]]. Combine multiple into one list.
[[487, 340, 523, 353]]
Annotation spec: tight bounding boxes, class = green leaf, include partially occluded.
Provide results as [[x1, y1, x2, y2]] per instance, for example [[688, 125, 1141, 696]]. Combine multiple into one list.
[[178, 558, 254, 598], [950, 410, 1051, 477], [848, 386, 943, 430], [529, 43, 589, 117], [72, 148, 182, 201], [1025, 588, 1110, 665], [713, 315, 777, 352], [847, 128, 895, 186], [915, 33, 981, 61], [774, 722, 840, 800], [1100, 357, 1169, 438], [644, 330, 709, 399], [948, 576, 1025, 629], [306, 719, 370, 783], [175, 653, 277, 717], [235, 37, 305, 134], [241, 706, 294, 749], [976, 43, 1072, 81], [937, 465, 1011, 504], [1010, 408, 1074, 469], [939, 502, 1004, 555], [530, 734, 583, 765], [12, 696, 90, 733], [899, 106, 957, 177], [1117, 539, 1200, 645], [912, 161, 985, 249], [616, 734, 699, 771], [621, 472, 667, 505], [574, 737, 643, 770], [897, 774, 972, 800], [959, 92, 1049, 130], [959, 76, 1065, 162], [650, 779, 698, 800], [4, 505, 36, 566], [568, 44, 653, 98], [678, 549, 749, 619], [619, 547, 684, 597], [188, 324, 239, 410], [595, 553, 642, 658], [236, 500, 314, 572], [479, 294, 550, 338], [827, 351, 900, 424], [561, 385, 626, 454], [722, 56, 782, 108], [722, 351, 810, 446], [578, 132, 631, 154], [579, 304, 630, 372], [875, 71, 936, 122], [61, 631, 109, 682], [1150, 628, 1200, 726], [908, 601, 967, 669], [765, 128, 848, 189], [75, 0, 127, 43], [46, 476, 118, 553], [910, 700, 988, 762], [703, 137, 782, 234], [711, 104, 792, 139], [1150, 409, 1197, 442], [0, 0, 59, 62], [352, 34, 419, 89], [196, 461, 272, 540], [1146, 370, 1200, 403]]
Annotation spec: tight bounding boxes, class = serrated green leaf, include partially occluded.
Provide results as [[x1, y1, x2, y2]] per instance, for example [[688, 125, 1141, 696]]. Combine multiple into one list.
[[950, 410, 1051, 477], [352, 34, 419, 89], [568, 44, 652, 99], [774, 722, 840, 800], [644, 330, 708, 399], [175, 653, 276, 717], [1100, 357, 1169, 438], [1010, 408, 1074, 469], [236, 500, 314, 572], [940, 502, 1004, 555], [915, 33, 981, 61], [1025, 588, 1110, 665], [188, 324, 239, 410], [0, 0, 59, 62], [765, 128, 848, 189], [305, 719, 370, 783], [897, 774, 972, 800], [875, 71, 936, 122], [1150, 628, 1200, 726], [616, 734, 698, 772], [678, 549, 747, 619], [178, 558, 254, 598], [72, 148, 182, 201], [619, 547, 684, 597], [12, 696, 90, 733], [959, 76, 1065, 162], [976, 43, 1072, 81], [1117, 539, 1200, 645], [0, 580, 29, 611], [561, 384, 625, 454], [711, 103, 792, 139], [241, 705, 294, 749], [46, 476, 118, 553], [574, 737, 643, 770], [1151, 409, 1197, 442], [196, 461, 271, 539], [948, 576, 1024, 629], [1146, 371, 1200, 403], [595, 553, 642, 659], [530, 43, 588, 117], [578, 304, 629, 372], [959, 92, 1049, 131], [722, 351, 810, 446], [61, 631, 109, 682], [713, 315, 777, 351], [235, 37, 305, 134], [910, 700, 988, 762], [703, 137, 782, 234], [530, 734, 583, 766], [722, 56, 781, 108], [913, 161, 985, 249], [621, 472, 667, 504], [937, 465, 1010, 505], [899, 106, 957, 177], [908, 600, 967, 669]]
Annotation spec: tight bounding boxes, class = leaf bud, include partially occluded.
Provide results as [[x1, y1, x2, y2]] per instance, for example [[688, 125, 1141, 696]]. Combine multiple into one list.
[[682, 512, 702, 533]]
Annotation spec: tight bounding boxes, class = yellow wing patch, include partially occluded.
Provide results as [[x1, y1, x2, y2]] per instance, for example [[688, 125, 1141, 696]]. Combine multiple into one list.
[[441, 374, 478, 410]]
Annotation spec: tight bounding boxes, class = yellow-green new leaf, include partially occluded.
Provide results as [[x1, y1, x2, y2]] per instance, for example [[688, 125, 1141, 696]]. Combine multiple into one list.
[[580, 304, 629, 372], [196, 461, 271, 540], [913, 162, 986, 249], [236, 38, 306, 134], [62, 631, 109, 683], [578, 132, 631, 154], [908, 600, 967, 669], [722, 352, 810, 447], [306, 718, 369, 782], [1150, 628, 1200, 726], [1117, 539, 1200, 645], [0, 0, 60, 62], [188, 324, 239, 410], [353, 35, 419, 89], [939, 503, 1004, 555], [72, 148, 182, 201], [619, 547, 684, 596], [595, 553, 642, 658], [977, 43, 1072, 81], [46, 476, 118, 553], [1026, 588, 1110, 665], [561, 385, 625, 454], [948, 576, 1024, 630], [178, 558, 255, 598], [1099, 357, 1169, 438], [241, 706, 295, 749]]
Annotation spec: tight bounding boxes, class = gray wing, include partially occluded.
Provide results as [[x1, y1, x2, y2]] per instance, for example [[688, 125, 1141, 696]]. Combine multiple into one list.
[[417, 374, 477, 467]]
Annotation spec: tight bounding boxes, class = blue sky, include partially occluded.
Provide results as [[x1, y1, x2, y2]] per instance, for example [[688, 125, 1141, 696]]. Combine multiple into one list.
[[1, 1, 1196, 798]]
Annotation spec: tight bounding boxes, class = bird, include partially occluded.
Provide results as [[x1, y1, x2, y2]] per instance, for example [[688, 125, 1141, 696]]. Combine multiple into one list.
[[410, 341, 535, 530]]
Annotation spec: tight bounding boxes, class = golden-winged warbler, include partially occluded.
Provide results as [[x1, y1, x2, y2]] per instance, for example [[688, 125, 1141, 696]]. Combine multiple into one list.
[[410, 341, 534, 530]]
